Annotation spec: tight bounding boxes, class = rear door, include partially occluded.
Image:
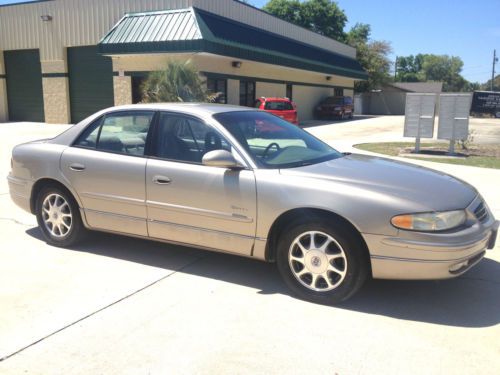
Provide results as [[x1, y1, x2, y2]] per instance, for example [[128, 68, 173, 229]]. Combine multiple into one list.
[[60, 110, 155, 236], [146, 112, 257, 256], [4, 49, 45, 122]]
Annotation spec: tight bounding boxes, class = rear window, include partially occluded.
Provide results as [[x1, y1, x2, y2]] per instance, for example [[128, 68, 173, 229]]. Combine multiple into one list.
[[264, 101, 293, 111]]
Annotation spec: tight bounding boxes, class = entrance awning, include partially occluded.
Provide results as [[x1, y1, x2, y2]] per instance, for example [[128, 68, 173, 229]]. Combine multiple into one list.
[[98, 7, 367, 80]]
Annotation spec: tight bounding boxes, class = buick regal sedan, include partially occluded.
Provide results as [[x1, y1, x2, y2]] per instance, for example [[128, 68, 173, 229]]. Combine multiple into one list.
[[8, 104, 498, 304]]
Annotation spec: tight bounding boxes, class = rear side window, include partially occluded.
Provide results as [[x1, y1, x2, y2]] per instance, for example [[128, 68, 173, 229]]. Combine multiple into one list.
[[74, 111, 154, 156], [264, 101, 293, 111]]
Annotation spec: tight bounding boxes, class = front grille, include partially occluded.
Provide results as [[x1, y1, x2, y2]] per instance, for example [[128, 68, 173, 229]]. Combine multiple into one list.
[[474, 201, 489, 223]]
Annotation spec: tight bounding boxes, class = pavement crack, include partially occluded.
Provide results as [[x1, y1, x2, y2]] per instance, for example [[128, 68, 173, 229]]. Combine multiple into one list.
[[0, 255, 205, 363], [0, 217, 35, 227]]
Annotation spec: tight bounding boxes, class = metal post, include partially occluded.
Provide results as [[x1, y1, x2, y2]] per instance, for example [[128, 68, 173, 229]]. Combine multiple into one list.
[[394, 56, 398, 80], [492, 49, 497, 92], [415, 137, 421, 153], [449, 96, 457, 155]]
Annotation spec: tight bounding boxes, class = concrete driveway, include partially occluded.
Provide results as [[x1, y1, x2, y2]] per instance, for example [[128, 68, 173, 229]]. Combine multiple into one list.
[[0, 119, 499, 375]]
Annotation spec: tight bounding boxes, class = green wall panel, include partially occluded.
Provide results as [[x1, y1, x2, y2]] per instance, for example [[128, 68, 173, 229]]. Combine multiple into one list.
[[4, 49, 45, 122]]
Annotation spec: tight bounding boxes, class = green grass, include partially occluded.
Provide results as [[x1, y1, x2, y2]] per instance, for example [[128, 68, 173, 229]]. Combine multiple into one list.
[[355, 142, 500, 169]]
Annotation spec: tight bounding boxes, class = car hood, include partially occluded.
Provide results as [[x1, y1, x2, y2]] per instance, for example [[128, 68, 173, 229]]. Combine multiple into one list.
[[279, 153, 477, 211]]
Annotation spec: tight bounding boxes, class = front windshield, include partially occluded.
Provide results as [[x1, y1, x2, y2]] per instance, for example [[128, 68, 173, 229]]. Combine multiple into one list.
[[214, 111, 343, 169]]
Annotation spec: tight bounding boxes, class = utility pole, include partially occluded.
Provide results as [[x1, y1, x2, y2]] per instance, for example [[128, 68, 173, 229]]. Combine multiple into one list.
[[492, 49, 498, 91], [394, 56, 398, 80]]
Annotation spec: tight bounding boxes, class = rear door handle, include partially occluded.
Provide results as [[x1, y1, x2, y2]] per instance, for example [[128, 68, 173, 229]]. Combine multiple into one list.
[[153, 175, 171, 185], [69, 163, 85, 171]]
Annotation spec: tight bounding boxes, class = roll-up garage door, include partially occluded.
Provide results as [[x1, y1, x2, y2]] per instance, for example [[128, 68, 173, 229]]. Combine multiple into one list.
[[4, 49, 45, 122], [67, 46, 114, 123]]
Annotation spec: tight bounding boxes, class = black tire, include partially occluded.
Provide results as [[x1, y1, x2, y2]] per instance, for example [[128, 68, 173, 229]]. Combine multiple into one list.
[[35, 184, 87, 247], [276, 218, 369, 305]]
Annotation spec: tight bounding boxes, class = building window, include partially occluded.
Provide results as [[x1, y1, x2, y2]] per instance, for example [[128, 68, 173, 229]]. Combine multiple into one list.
[[286, 84, 293, 100], [334, 88, 344, 97], [240, 80, 255, 107], [132, 76, 146, 104], [207, 78, 227, 104]]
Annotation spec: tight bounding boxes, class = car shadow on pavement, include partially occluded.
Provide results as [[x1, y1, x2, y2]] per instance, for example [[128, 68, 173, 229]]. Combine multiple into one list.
[[26, 227, 500, 328]]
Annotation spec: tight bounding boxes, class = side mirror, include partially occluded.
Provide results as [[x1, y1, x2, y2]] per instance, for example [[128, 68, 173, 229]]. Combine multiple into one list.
[[202, 150, 246, 170]]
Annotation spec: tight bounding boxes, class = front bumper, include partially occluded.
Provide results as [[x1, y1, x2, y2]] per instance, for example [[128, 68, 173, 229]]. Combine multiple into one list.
[[364, 197, 498, 280]]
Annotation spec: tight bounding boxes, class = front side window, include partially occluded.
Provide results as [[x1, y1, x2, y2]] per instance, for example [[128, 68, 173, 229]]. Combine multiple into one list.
[[214, 111, 342, 169], [74, 111, 154, 156], [154, 113, 230, 163]]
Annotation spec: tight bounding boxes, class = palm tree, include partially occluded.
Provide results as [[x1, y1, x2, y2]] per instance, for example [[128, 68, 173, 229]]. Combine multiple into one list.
[[140, 60, 215, 103]]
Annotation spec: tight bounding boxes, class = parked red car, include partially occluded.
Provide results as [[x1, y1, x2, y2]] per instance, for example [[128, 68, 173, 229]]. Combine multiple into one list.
[[255, 97, 298, 124]]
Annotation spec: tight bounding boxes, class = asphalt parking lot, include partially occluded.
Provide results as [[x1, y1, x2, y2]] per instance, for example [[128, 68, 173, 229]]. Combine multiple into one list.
[[1, 117, 499, 375]]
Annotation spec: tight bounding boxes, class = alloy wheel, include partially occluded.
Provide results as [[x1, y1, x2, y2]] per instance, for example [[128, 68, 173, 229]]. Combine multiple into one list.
[[41, 193, 72, 238], [288, 231, 348, 292]]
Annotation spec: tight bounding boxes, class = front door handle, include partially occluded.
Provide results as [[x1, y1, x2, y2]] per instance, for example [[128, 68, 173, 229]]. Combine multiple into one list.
[[69, 163, 85, 171], [153, 175, 171, 185]]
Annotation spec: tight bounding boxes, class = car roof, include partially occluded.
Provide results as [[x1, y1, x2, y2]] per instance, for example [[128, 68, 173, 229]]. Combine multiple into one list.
[[259, 97, 291, 102], [105, 103, 255, 116]]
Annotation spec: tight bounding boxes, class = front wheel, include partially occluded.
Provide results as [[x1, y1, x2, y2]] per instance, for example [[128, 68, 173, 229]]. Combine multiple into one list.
[[276, 220, 369, 304], [35, 185, 86, 247]]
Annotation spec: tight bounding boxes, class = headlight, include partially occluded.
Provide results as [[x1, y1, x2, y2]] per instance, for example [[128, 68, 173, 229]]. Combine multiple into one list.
[[391, 210, 466, 231]]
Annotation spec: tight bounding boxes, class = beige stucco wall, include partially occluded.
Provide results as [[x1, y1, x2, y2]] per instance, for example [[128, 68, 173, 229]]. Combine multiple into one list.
[[111, 53, 353, 121], [0, 51, 8, 122], [40, 58, 70, 124], [112, 53, 355, 90], [256, 82, 286, 99], [113, 76, 132, 106], [42, 77, 70, 124], [293, 86, 334, 121]]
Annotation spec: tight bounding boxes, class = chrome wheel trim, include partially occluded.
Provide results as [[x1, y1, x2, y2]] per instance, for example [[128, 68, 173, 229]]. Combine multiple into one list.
[[288, 231, 348, 292], [41, 193, 72, 238]]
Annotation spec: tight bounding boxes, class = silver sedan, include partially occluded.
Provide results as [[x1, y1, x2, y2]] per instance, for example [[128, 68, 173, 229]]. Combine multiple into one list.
[[8, 104, 498, 304]]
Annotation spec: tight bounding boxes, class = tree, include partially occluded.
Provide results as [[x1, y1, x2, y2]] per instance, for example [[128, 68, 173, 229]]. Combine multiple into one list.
[[395, 54, 472, 92], [395, 54, 425, 82], [263, 0, 347, 41], [346, 23, 393, 92], [481, 74, 500, 91], [420, 54, 465, 91], [140, 60, 211, 103]]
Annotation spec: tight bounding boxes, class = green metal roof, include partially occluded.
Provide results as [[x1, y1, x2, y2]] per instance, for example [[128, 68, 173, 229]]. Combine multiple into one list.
[[99, 7, 367, 80]]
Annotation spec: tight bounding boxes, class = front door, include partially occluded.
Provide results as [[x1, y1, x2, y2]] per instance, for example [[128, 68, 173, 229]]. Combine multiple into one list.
[[146, 112, 257, 256], [61, 110, 155, 236]]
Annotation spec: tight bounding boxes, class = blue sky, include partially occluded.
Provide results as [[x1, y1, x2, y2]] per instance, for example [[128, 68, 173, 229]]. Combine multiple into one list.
[[1, 0, 499, 83]]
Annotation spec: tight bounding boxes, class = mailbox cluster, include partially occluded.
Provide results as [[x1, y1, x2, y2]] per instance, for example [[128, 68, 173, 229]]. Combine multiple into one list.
[[404, 93, 472, 154]]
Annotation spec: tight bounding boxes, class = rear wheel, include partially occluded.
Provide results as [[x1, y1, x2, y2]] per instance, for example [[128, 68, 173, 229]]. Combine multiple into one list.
[[36, 185, 86, 247], [276, 219, 369, 304]]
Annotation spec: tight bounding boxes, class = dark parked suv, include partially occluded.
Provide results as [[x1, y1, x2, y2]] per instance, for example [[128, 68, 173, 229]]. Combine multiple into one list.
[[315, 96, 354, 120]]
